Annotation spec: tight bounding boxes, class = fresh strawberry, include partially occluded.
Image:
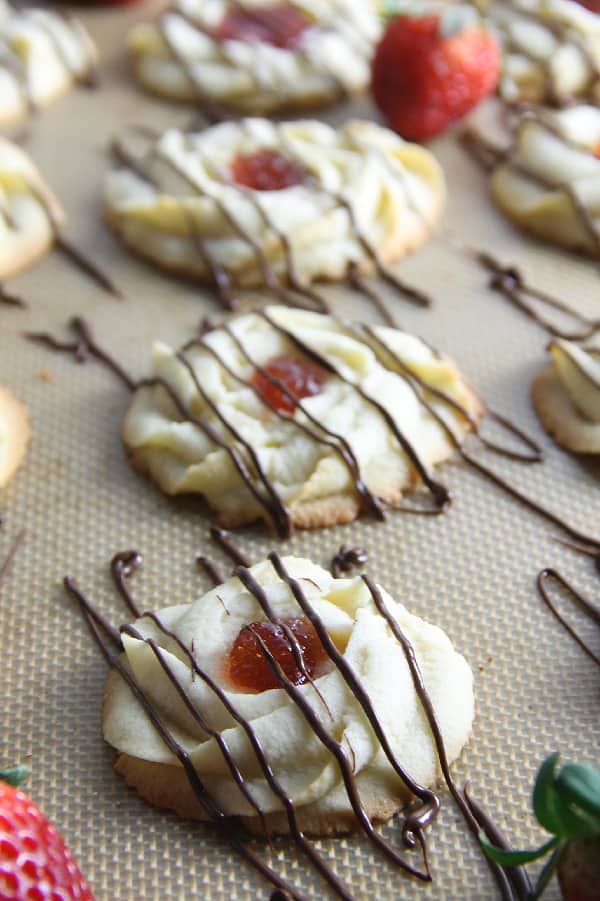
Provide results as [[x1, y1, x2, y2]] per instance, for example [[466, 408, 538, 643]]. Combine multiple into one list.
[[573, 0, 600, 12], [558, 838, 600, 901], [481, 753, 600, 900], [0, 767, 95, 900], [371, 6, 500, 141]]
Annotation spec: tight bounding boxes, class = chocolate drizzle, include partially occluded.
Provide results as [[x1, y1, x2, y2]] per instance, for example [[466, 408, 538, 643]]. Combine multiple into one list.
[[155, 1, 353, 118], [0, 282, 26, 308], [0, 5, 97, 120], [22, 179, 123, 300], [537, 567, 600, 667], [0, 529, 24, 594], [64, 547, 527, 898], [210, 526, 252, 568], [486, 0, 600, 108], [461, 107, 600, 282], [465, 247, 600, 341], [27, 313, 600, 550], [26, 317, 136, 391], [110, 118, 433, 325], [330, 546, 368, 579]]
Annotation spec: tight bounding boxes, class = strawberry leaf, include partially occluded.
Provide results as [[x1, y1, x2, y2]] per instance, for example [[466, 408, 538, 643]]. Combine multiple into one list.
[[533, 752, 563, 834], [556, 763, 600, 820], [531, 840, 567, 900], [533, 754, 600, 839], [479, 833, 559, 867], [0, 765, 28, 787]]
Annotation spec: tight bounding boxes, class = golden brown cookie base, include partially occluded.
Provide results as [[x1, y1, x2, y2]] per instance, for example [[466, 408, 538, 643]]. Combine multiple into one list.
[[532, 365, 600, 455], [113, 752, 407, 837], [0, 386, 31, 487], [105, 189, 444, 288]]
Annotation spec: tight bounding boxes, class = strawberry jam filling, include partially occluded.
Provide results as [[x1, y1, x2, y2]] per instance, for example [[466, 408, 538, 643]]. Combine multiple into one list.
[[226, 617, 331, 692], [231, 149, 306, 191], [215, 3, 311, 49], [252, 354, 327, 413]]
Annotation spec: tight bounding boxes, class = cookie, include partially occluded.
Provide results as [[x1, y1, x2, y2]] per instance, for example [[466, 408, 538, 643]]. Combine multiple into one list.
[[105, 118, 445, 288], [0, 0, 97, 126], [0, 138, 65, 278], [473, 0, 600, 105], [127, 0, 381, 116], [103, 554, 475, 835], [490, 104, 600, 256], [0, 386, 30, 488], [122, 306, 483, 534], [532, 338, 600, 454]]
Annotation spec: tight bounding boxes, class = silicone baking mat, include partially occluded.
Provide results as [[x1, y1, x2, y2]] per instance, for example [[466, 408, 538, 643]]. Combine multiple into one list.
[[1, 6, 599, 898]]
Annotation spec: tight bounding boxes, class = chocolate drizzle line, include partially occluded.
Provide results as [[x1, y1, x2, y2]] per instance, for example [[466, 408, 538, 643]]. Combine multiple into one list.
[[67, 560, 366, 899], [111, 118, 433, 325], [461, 110, 600, 274], [488, 1, 600, 108], [183, 329, 384, 521], [64, 549, 533, 898], [456, 243, 600, 341], [197, 555, 225, 586], [462, 786, 532, 901], [361, 324, 543, 464], [349, 320, 599, 548], [362, 574, 523, 901], [210, 526, 251, 568], [54, 237, 124, 301], [65, 576, 304, 900], [5, 173, 122, 300], [28, 313, 600, 549], [330, 546, 368, 579], [0, 282, 26, 308], [0, 5, 97, 120], [25, 317, 136, 391], [537, 568, 600, 667], [156, 1, 354, 117], [262, 311, 451, 513], [0, 529, 24, 594]]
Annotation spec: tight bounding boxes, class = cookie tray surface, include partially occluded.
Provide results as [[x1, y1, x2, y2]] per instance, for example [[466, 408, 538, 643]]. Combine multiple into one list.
[[1, 6, 599, 899]]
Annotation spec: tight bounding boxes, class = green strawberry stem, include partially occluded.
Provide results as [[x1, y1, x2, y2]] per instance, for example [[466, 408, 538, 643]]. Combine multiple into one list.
[[479, 754, 600, 899], [0, 766, 28, 788], [532, 842, 568, 900]]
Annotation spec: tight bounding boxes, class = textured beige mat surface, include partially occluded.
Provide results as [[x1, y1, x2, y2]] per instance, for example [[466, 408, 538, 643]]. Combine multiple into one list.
[[0, 6, 599, 899]]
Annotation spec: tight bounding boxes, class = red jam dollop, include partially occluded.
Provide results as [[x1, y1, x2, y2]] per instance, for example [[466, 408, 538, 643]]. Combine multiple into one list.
[[252, 354, 327, 413], [215, 3, 311, 49], [226, 617, 330, 692], [231, 149, 306, 191]]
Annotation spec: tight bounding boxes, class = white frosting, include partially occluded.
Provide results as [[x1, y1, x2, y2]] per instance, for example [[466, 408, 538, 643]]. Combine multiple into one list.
[[122, 306, 482, 529], [0, 137, 64, 278], [105, 118, 445, 285], [491, 105, 600, 255], [104, 555, 474, 820], [475, 0, 600, 104], [128, 0, 381, 113], [549, 339, 600, 422], [0, 0, 97, 124]]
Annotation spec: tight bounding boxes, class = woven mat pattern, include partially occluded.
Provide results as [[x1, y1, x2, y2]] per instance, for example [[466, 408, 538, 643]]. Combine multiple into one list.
[[1, 9, 599, 899]]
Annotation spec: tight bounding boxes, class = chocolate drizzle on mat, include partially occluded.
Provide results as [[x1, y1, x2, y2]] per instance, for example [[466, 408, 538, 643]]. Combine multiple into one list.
[[537, 565, 600, 667], [21, 179, 123, 300], [330, 546, 368, 578], [63, 548, 524, 900], [110, 118, 432, 326], [26, 313, 600, 549], [0, 282, 26, 308], [461, 246, 600, 341], [0, 528, 24, 594]]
